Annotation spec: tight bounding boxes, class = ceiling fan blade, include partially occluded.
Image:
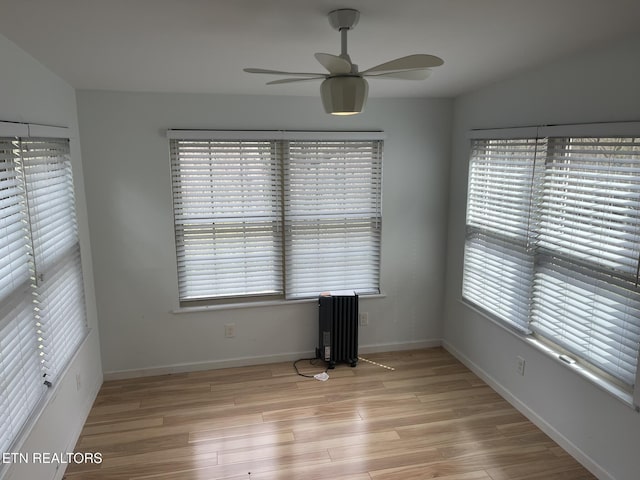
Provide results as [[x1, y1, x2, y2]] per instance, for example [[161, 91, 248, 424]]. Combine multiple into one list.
[[266, 77, 325, 85], [362, 54, 444, 74], [244, 68, 325, 77], [314, 53, 352, 74], [365, 68, 432, 80]]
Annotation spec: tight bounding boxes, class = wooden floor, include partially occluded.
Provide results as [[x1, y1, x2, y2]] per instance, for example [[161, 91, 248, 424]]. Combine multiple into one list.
[[66, 348, 596, 480]]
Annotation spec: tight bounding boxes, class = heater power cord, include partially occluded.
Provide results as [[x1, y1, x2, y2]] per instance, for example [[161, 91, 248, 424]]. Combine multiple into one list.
[[293, 357, 328, 378]]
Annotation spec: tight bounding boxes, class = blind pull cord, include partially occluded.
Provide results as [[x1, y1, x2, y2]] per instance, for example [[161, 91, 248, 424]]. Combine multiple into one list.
[[524, 130, 541, 252]]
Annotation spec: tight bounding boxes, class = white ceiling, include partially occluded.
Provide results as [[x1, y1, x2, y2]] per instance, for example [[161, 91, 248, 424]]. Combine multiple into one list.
[[1, 0, 639, 98]]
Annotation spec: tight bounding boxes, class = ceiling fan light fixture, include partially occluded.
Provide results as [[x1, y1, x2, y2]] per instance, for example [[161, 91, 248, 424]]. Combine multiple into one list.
[[321, 76, 368, 115]]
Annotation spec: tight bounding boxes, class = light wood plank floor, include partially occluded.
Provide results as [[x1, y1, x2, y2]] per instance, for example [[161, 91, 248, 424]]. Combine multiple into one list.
[[65, 348, 596, 479]]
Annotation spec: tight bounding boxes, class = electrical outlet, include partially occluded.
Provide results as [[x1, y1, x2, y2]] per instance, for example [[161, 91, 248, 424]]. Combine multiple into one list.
[[224, 323, 236, 338], [517, 356, 526, 376], [358, 312, 369, 327]]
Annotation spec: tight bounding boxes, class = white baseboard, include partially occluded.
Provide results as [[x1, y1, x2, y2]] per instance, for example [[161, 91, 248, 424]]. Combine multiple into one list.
[[103, 339, 442, 381], [104, 350, 316, 381], [442, 340, 612, 480], [359, 339, 442, 354]]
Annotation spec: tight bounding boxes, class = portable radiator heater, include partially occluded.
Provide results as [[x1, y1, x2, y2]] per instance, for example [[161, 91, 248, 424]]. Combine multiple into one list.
[[316, 293, 359, 368]]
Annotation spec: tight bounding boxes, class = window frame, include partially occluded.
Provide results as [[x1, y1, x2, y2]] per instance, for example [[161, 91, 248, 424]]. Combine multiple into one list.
[[462, 122, 640, 409], [167, 130, 384, 307]]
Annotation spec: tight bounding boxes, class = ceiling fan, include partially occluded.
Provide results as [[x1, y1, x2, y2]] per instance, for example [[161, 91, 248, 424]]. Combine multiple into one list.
[[243, 8, 444, 115]]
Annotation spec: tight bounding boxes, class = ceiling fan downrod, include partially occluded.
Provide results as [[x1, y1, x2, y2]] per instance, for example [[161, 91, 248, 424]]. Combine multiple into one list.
[[328, 9, 360, 71]]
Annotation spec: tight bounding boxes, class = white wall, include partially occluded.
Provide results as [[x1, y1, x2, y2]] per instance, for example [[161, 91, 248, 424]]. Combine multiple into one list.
[[0, 34, 102, 480], [75, 91, 452, 376], [444, 34, 640, 480]]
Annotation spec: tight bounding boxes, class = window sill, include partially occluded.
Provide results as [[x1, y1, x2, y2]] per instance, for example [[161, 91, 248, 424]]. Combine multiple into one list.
[[458, 298, 638, 412], [173, 292, 387, 314]]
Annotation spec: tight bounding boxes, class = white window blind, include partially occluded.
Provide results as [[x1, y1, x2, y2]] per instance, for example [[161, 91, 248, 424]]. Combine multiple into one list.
[[170, 139, 283, 300], [463, 129, 640, 398], [466, 138, 544, 240], [169, 132, 383, 303], [22, 138, 87, 381], [0, 139, 30, 303], [0, 298, 44, 456], [530, 136, 640, 388], [0, 138, 44, 455], [464, 138, 544, 331], [463, 235, 533, 332], [0, 132, 87, 456], [284, 140, 382, 299], [22, 139, 79, 271], [537, 137, 640, 276], [34, 245, 86, 380], [531, 261, 640, 386]]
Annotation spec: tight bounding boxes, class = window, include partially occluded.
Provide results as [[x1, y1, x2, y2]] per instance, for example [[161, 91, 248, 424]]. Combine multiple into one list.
[[168, 131, 383, 303], [284, 140, 382, 299], [462, 124, 640, 405], [170, 139, 282, 300], [0, 124, 88, 455], [463, 137, 544, 331]]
